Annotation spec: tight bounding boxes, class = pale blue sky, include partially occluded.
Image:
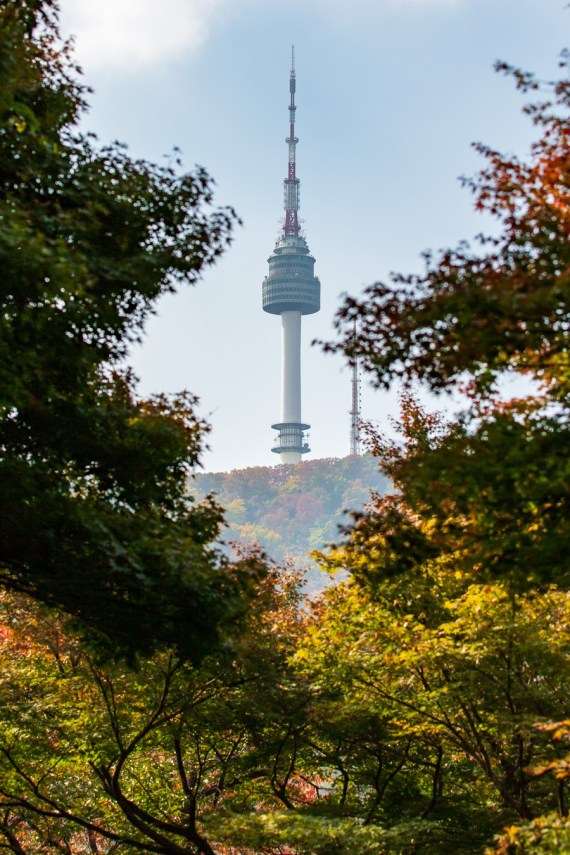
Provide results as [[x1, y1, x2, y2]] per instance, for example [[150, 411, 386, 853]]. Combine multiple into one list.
[[60, 0, 568, 472]]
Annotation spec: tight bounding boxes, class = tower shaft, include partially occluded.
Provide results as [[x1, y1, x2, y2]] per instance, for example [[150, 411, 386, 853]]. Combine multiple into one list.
[[278, 311, 304, 464], [281, 311, 302, 424]]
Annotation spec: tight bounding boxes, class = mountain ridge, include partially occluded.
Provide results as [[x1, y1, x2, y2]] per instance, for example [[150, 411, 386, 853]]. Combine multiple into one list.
[[191, 456, 388, 583]]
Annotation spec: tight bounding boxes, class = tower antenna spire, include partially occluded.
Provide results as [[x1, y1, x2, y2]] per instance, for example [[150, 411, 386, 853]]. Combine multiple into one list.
[[284, 42, 299, 238], [262, 50, 321, 464]]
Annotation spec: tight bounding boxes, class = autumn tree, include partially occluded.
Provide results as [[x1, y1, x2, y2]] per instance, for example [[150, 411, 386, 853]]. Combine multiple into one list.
[[323, 52, 569, 594], [302, 553, 570, 837], [0, 567, 316, 854], [0, 0, 259, 659], [305, 50, 570, 851], [0, 570, 456, 855]]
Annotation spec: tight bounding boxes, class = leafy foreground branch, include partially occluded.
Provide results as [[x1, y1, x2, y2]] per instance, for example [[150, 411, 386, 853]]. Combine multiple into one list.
[[0, 573, 313, 854], [0, 0, 259, 660], [314, 43, 570, 855], [0, 555, 569, 855]]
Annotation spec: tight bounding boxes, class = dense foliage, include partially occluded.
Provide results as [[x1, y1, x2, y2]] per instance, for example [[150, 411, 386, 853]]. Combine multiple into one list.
[[323, 54, 570, 595], [1, 568, 569, 853], [193, 455, 387, 571], [0, 578, 303, 854], [312, 47, 570, 852], [0, 0, 260, 660]]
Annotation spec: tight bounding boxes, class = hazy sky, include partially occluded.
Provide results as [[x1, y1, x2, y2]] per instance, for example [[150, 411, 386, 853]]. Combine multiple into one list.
[[59, 0, 567, 473]]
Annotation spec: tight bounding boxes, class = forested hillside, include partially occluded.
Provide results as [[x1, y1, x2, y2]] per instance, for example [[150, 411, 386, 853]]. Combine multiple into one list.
[[191, 455, 387, 570]]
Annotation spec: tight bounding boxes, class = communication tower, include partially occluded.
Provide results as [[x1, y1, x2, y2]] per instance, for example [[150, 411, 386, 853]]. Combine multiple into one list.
[[262, 47, 320, 464], [349, 357, 361, 456]]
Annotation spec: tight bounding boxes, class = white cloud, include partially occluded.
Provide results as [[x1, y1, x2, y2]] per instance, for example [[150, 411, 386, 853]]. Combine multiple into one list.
[[59, 0, 463, 74], [60, 0, 227, 72]]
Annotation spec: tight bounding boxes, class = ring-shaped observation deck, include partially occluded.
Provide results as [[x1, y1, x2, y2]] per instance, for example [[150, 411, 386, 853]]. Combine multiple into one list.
[[262, 234, 320, 316]]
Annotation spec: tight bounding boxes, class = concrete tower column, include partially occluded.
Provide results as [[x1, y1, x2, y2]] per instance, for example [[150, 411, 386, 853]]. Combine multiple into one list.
[[281, 311, 301, 423], [280, 311, 302, 464]]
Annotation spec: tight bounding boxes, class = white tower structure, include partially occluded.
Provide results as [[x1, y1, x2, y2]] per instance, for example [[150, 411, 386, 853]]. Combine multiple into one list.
[[262, 47, 320, 464]]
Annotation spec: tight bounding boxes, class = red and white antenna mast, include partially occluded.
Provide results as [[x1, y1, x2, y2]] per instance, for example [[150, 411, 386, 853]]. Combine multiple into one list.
[[284, 44, 300, 238]]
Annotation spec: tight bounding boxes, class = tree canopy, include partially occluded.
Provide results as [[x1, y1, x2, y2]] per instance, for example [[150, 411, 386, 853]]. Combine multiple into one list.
[[0, 0, 261, 659], [309, 49, 570, 852], [322, 53, 570, 595], [329, 55, 569, 399]]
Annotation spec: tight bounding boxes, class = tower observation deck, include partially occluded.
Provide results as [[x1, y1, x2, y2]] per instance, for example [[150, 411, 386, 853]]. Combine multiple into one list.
[[262, 47, 320, 464]]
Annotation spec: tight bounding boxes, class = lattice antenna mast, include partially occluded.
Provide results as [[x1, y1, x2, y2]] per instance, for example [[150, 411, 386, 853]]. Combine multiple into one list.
[[349, 324, 361, 456], [284, 44, 300, 238]]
